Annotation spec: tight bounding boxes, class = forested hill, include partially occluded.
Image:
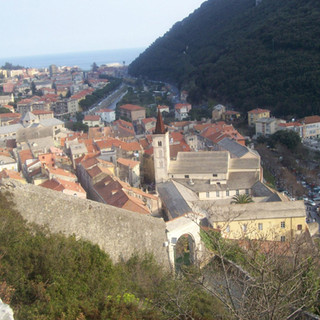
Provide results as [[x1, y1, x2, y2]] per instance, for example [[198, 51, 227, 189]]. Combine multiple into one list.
[[129, 0, 320, 118]]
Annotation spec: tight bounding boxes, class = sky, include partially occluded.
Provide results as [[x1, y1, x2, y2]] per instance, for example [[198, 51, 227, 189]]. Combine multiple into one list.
[[0, 0, 206, 59]]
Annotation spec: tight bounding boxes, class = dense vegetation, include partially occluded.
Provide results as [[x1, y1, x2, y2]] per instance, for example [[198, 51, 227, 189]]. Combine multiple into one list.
[[0, 192, 227, 319], [79, 78, 122, 111], [129, 0, 320, 118]]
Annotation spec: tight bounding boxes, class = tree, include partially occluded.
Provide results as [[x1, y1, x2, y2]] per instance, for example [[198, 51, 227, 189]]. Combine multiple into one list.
[[183, 223, 320, 320], [31, 81, 37, 95], [231, 194, 254, 204]]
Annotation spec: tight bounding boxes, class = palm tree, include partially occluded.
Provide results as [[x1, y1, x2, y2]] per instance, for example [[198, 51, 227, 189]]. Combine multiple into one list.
[[231, 194, 254, 204]]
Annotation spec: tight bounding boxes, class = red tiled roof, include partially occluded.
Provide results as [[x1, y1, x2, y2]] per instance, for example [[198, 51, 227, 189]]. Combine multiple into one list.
[[158, 105, 169, 110], [0, 113, 21, 119], [142, 117, 156, 125], [84, 115, 100, 121], [47, 166, 77, 179], [225, 110, 241, 115], [0, 169, 24, 181], [300, 115, 320, 125], [170, 142, 191, 158], [97, 108, 114, 113], [113, 119, 134, 129], [31, 110, 53, 115], [19, 149, 34, 164], [117, 157, 140, 169], [278, 122, 302, 128], [175, 103, 191, 110], [119, 104, 145, 111], [248, 108, 270, 114]]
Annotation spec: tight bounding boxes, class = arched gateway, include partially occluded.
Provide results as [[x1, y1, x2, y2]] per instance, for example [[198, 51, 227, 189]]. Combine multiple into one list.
[[165, 214, 204, 270]]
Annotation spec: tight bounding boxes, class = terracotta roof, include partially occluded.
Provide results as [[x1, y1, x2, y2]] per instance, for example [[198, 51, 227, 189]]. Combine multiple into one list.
[[40, 178, 85, 194], [117, 141, 142, 152], [278, 122, 302, 128], [47, 166, 77, 179], [119, 104, 145, 111], [225, 110, 241, 115], [175, 103, 191, 110], [31, 110, 54, 115], [0, 113, 21, 119], [142, 117, 156, 125], [300, 115, 320, 125], [19, 149, 34, 164], [114, 125, 135, 138], [170, 142, 191, 158], [117, 157, 140, 169], [158, 105, 169, 110], [170, 131, 184, 142], [80, 156, 99, 169], [248, 108, 270, 114], [87, 165, 103, 178], [113, 119, 134, 130], [97, 108, 114, 113], [0, 169, 24, 181], [84, 115, 100, 121]]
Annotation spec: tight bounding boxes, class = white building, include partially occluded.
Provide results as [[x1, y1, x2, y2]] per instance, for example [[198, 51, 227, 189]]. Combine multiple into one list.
[[96, 108, 116, 123]]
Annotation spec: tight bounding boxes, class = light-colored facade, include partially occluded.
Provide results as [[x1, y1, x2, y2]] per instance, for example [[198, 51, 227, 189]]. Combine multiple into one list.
[[212, 104, 226, 121], [67, 99, 80, 114], [248, 108, 270, 127], [300, 115, 320, 139], [208, 201, 307, 242], [97, 108, 116, 123], [174, 103, 192, 121], [119, 104, 146, 121], [152, 130, 170, 184], [255, 117, 285, 136]]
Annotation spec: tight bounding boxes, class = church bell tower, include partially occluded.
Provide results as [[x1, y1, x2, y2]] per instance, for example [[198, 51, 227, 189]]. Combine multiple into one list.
[[152, 110, 170, 184]]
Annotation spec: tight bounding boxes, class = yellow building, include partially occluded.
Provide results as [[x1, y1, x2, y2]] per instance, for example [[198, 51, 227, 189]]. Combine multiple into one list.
[[248, 108, 270, 127], [0, 69, 8, 78], [208, 201, 307, 242]]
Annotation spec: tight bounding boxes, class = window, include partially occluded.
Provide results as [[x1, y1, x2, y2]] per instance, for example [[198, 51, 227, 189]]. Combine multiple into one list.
[[281, 221, 285, 228], [242, 224, 247, 232], [236, 189, 239, 195], [206, 192, 210, 198], [226, 190, 229, 196], [212, 174, 217, 177], [258, 223, 263, 231], [158, 141, 162, 147], [216, 191, 220, 197], [280, 236, 286, 242], [245, 189, 249, 195], [185, 175, 189, 179], [225, 225, 230, 233], [297, 224, 302, 231]]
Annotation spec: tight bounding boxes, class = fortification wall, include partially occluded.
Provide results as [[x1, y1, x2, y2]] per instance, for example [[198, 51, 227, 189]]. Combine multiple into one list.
[[1, 180, 170, 268]]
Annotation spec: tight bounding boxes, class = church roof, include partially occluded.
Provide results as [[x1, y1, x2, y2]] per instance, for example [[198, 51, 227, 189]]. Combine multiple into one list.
[[21, 111, 37, 123], [157, 181, 192, 220], [154, 109, 166, 134], [169, 151, 229, 175]]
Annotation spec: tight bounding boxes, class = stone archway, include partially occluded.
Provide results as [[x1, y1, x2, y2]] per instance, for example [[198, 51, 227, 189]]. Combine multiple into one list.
[[165, 214, 204, 271], [174, 233, 196, 272]]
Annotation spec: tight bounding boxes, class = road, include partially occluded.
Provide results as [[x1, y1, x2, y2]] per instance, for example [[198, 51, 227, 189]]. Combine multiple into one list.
[[86, 84, 128, 115]]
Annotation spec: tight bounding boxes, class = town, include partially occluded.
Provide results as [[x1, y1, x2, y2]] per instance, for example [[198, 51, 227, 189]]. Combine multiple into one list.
[[0, 62, 320, 266]]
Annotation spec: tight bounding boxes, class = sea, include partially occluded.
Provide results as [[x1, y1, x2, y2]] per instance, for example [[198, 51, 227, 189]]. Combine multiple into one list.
[[0, 47, 145, 71]]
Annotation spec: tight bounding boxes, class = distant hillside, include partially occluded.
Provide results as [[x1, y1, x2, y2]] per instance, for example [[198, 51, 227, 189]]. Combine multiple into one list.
[[129, 0, 320, 118]]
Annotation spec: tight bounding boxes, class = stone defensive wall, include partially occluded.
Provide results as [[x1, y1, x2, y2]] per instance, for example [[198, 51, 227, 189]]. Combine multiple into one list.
[[0, 180, 170, 268]]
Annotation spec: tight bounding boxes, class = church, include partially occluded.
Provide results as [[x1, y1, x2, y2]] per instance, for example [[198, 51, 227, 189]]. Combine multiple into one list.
[[152, 111, 307, 243]]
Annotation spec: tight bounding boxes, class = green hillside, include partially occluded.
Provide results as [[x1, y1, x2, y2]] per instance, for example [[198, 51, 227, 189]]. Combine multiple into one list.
[[129, 0, 320, 118]]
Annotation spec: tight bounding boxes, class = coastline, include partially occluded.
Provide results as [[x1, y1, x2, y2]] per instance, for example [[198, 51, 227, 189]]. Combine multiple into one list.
[[0, 47, 145, 70]]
